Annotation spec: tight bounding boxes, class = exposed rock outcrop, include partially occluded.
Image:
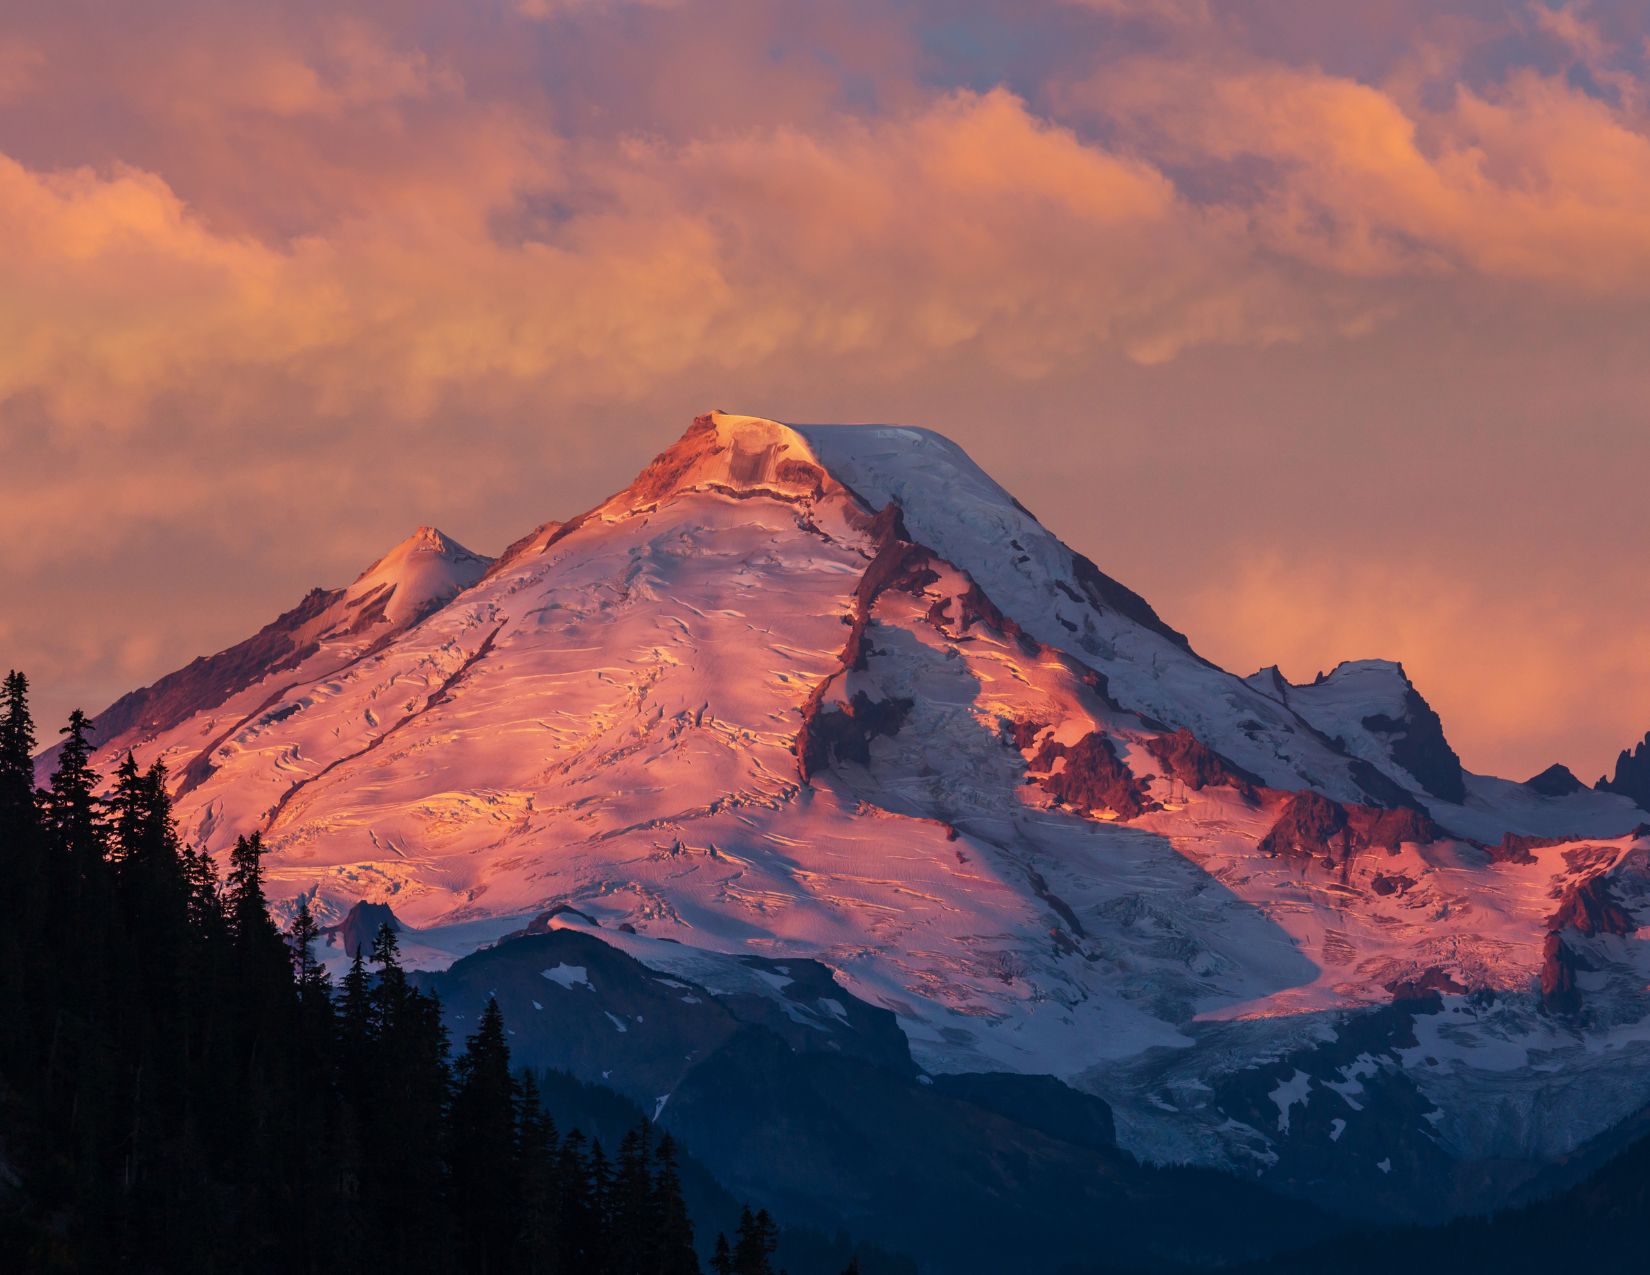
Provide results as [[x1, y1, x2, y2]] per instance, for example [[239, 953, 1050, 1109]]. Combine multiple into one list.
[[1144, 728, 1263, 803], [1525, 764, 1584, 797], [1597, 732, 1650, 811], [1259, 792, 1352, 860], [1359, 684, 1466, 804], [327, 900, 402, 958], [1259, 792, 1443, 864], [1385, 967, 1467, 1001], [1539, 932, 1585, 1016], [1549, 874, 1633, 938], [87, 586, 342, 745], [1029, 732, 1154, 820], [1487, 832, 1571, 866], [1067, 549, 1192, 652], [798, 691, 915, 780]]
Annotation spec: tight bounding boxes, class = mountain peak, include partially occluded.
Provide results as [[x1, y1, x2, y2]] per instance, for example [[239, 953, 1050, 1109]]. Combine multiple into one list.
[[616, 411, 839, 511], [360, 524, 483, 572], [347, 525, 491, 626], [1525, 763, 1584, 796], [1312, 658, 1413, 693]]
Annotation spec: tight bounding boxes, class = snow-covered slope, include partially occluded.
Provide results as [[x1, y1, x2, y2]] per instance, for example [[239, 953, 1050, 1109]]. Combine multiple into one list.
[[798, 424, 1395, 806], [60, 411, 1650, 1218], [1247, 660, 1645, 844], [51, 526, 491, 802]]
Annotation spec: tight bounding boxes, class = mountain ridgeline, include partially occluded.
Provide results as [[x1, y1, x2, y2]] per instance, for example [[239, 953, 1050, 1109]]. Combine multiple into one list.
[[14, 412, 1650, 1272]]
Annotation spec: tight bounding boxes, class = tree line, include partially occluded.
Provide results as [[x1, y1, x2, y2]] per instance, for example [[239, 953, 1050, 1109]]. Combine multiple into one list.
[[0, 671, 821, 1274]]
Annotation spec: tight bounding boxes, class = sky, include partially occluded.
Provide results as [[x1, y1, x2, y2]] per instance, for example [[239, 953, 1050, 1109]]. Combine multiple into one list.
[[2, 0, 1648, 783]]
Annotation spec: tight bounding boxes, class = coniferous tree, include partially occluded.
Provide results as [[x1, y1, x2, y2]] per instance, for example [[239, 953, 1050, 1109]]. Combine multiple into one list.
[[712, 1233, 735, 1275], [0, 669, 37, 838], [289, 897, 330, 1002], [516, 1072, 563, 1272], [365, 921, 452, 1269], [557, 1129, 600, 1272], [0, 671, 41, 1085], [46, 709, 108, 904], [587, 1138, 615, 1271], [654, 1132, 701, 1275], [225, 833, 286, 969], [611, 1123, 657, 1273], [42, 708, 117, 1214], [733, 1205, 780, 1275], [450, 997, 522, 1273]]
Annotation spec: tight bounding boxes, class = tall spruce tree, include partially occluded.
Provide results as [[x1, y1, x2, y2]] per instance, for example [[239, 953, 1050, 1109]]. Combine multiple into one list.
[[365, 921, 452, 1269], [654, 1133, 701, 1275], [46, 709, 107, 896], [733, 1205, 780, 1275], [0, 669, 37, 833], [516, 1073, 563, 1271], [0, 671, 41, 1078], [450, 997, 522, 1272], [223, 832, 294, 1034], [611, 1123, 658, 1273]]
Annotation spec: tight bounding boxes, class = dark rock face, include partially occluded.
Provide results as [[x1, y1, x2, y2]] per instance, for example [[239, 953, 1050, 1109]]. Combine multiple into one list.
[[1385, 967, 1467, 1000], [1550, 875, 1634, 938], [1361, 687, 1466, 804], [325, 899, 401, 958], [798, 691, 915, 780], [1488, 832, 1571, 865], [1067, 549, 1192, 652], [1540, 931, 1585, 1015], [1259, 793, 1442, 865], [1259, 792, 1352, 860], [1001, 717, 1049, 752], [1029, 732, 1154, 819], [1206, 1001, 1453, 1224], [1526, 763, 1584, 797], [1360, 805, 1446, 853], [1598, 732, 1650, 811], [1144, 728, 1263, 802], [773, 457, 826, 495], [1346, 759, 1416, 809]]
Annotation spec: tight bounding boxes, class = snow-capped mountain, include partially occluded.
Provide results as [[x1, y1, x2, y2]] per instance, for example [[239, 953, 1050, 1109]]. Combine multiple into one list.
[[62, 412, 1650, 1220]]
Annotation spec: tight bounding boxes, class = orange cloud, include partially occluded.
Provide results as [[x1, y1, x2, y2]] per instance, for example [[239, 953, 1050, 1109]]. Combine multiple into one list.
[[0, 86, 1340, 436], [1060, 56, 1650, 292]]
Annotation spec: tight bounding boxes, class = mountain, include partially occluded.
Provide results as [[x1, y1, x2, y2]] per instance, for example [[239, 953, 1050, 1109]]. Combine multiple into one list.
[[61, 411, 1650, 1232]]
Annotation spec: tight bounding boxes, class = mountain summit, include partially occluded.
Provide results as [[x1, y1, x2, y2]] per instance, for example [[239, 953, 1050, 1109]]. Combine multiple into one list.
[[64, 411, 1650, 1219]]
